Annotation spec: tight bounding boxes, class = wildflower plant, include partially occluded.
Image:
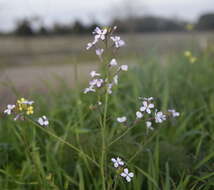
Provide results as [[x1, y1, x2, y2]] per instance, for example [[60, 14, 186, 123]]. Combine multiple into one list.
[[2, 26, 180, 189]]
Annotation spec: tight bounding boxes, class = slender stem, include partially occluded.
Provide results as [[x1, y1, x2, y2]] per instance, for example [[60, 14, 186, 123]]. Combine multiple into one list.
[[27, 117, 100, 168], [100, 90, 109, 190], [108, 126, 133, 148], [127, 130, 158, 163]]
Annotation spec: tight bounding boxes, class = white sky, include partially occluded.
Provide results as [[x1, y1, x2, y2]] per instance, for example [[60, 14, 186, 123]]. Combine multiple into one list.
[[0, 0, 214, 31]]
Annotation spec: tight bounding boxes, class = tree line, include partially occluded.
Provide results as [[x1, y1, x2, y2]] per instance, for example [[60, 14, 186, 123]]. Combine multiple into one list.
[[11, 13, 214, 36]]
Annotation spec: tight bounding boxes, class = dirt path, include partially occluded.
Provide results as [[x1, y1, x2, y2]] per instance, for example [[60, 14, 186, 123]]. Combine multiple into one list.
[[0, 63, 98, 107]]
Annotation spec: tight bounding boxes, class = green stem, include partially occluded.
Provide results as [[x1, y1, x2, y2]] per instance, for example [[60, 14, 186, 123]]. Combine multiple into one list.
[[27, 117, 100, 168], [100, 90, 109, 190], [127, 130, 158, 163], [108, 126, 133, 148]]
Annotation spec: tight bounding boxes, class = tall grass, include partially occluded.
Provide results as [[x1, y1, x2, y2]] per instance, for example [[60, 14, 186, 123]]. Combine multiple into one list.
[[0, 42, 214, 189]]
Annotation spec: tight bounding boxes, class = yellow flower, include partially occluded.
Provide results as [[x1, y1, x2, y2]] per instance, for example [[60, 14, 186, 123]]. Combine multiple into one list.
[[26, 106, 34, 115], [17, 98, 27, 111], [184, 51, 191, 57], [186, 24, 194, 31], [17, 98, 34, 115], [189, 57, 197, 64]]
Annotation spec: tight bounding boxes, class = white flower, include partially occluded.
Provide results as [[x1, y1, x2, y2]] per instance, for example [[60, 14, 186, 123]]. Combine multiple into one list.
[[113, 75, 118, 85], [89, 79, 104, 88], [120, 65, 128, 71], [90, 70, 100, 78], [93, 27, 107, 41], [107, 83, 113, 94], [155, 111, 166, 123], [146, 121, 154, 130], [84, 86, 96, 94], [109, 58, 118, 67], [120, 168, 134, 182], [136, 111, 143, 119], [38, 116, 49, 126], [95, 48, 104, 57], [143, 97, 154, 101], [86, 42, 93, 50], [98, 101, 102, 105], [23, 100, 34, 105], [168, 109, 180, 117], [113, 26, 117, 30], [4, 104, 15, 115], [111, 157, 124, 168], [140, 101, 154, 114], [111, 36, 125, 48], [117, 116, 127, 123], [86, 37, 99, 50]]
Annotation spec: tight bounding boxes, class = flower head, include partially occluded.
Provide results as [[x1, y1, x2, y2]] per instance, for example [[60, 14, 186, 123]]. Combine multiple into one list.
[[184, 51, 191, 57], [4, 104, 15, 115], [109, 58, 118, 67], [111, 157, 124, 168], [90, 70, 100, 78], [38, 116, 49, 127], [95, 48, 104, 58], [111, 36, 125, 48], [113, 75, 118, 85], [17, 98, 34, 115], [93, 27, 107, 41], [136, 111, 143, 119], [117, 116, 127, 123], [120, 168, 134, 182], [168, 109, 180, 117], [146, 121, 154, 130], [120, 65, 128, 71], [84, 86, 96, 94], [140, 101, 154, 114], [155, 111, 166, 123]]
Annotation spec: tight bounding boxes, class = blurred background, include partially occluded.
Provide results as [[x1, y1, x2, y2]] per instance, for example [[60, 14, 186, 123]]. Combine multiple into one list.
[[0, 0, 214, 106]]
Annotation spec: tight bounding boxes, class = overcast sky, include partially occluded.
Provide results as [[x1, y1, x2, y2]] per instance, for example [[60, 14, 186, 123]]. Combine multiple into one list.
[[0, 0, 214, 31]]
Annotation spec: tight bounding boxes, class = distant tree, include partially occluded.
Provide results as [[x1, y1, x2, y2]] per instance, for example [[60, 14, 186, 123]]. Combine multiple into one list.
[[15, 19, 35, 36], [71, 21, 88, 34], [52, 23, 72, 35], [38, 26, 48, 36], [197, 13, 214, 30]]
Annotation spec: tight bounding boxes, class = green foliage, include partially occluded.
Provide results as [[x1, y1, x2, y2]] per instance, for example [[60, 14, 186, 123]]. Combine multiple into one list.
[[0, 52, 214, 189]]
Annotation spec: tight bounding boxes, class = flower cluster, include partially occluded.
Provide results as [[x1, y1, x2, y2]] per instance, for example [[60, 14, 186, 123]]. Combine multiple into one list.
[[3, 98, 49, 127], [84, 26, 127, 97], [117, 97, 180, 131], [184, 51, 197, 63], [136, 97, 179, 130], [111, 157, 134, 182]]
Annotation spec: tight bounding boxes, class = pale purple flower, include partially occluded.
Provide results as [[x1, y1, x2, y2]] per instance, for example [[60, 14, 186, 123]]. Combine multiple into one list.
[[120, 65, 128, 71], [4, 104, 15, 115], [109, 58, 118, 67], [107, 83, 113, 94], [120, 168, 134, 182], [111, 36, 125, 48], [117, 116, 127, 123], [89, 79, 104, 88], [168, 109, 180, 117], [155, 111, 166, 123], [113, 75, 118, 85], [95, 48, 104, 58], [111, 157, 124, 168], [146, 121, 154, 130], [84, 86, 96, 94], [38, 116, 49, 127], [140, 101, 154, 114], [90, 70, 100, 78], [136, 111, 143, 119], [93, 27, 107, 41]]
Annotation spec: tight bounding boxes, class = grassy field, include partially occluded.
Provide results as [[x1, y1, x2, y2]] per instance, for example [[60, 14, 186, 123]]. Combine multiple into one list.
[[0, 31, 214, 189]]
